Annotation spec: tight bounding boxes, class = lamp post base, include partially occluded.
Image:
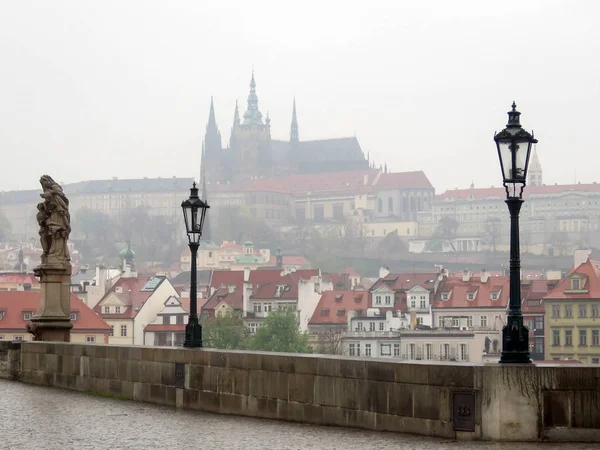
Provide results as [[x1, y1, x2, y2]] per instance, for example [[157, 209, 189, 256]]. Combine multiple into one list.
[[183, 316, 203, 348], [500, 315, 531, 364]]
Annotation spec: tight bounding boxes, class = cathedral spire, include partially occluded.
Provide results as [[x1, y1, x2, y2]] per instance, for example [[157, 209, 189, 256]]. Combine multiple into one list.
[[233, 100, 240, 128], [201, 161, 211, 242], [243, 71, 263, 125], [290, 98, 299, 144], [207, 96, 217, 131]]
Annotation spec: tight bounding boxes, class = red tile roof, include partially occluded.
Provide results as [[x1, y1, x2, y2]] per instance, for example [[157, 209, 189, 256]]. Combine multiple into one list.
[[340, 267, 360, 277], [267, 255, 311, 267], [309, 290, 369, 325], [376, 171, 434, 190], [432, 276, 510, 309], [521, 279, 556, 314], [370, 272, 438, 292], [0, 273, 39, 286], [438, 183, 600, 201], [93, 276, 166, 319], [543, 259, 600, 300], [0, 291, 110, 333], [209, 269, 318, 296], [201, 287, 243, 311]]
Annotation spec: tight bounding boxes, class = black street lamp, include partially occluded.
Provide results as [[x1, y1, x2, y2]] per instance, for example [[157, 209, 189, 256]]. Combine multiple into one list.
[[181, 182, 209, 348], [494, 102, 538, 364]]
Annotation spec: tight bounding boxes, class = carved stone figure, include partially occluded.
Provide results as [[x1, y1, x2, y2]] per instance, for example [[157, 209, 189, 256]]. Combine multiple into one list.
[[37, 175, 71, 264]]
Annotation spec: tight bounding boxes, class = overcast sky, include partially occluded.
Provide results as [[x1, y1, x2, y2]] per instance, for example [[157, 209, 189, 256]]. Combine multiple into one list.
[[1, 0, 598, 193]]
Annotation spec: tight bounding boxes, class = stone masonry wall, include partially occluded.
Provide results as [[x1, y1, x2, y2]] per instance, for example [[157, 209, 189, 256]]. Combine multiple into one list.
[[0, 341, 21, 380], [13, 342, 600, 442]]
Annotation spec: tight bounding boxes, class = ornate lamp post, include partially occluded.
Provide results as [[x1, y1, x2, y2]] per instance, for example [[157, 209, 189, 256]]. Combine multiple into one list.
[[494, 102, 538, 364], [181, 182, 209, 348]]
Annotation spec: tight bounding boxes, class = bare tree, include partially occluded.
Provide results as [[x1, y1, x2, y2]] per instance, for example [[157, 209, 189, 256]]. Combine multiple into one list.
[[316, 329, 345, 355], [482, 217, 502, 253], [547, 231, 571, 256], [433, 216, 459, 252]]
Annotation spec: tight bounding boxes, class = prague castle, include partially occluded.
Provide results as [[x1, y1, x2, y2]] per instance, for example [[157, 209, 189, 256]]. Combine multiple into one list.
[[201, 72, 369, 185]]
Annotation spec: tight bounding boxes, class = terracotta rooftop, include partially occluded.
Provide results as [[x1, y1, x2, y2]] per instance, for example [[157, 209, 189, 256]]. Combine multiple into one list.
[[370, 272, 438, 292], [209, 269, 318, 296], [309, 290, 369, 325], [432, 276, 510, 309], [201, 287, 243, 311], [267, 255, 311, 267], [93, 276, 167, 319], [543, 259, 600, 300], [0, 273, 39, 286], [438, 183, 600, 201], [0, 291, 110, 333]]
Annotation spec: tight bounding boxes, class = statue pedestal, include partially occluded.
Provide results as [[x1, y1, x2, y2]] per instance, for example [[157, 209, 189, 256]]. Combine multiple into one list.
[[27, 262, 73, 342]]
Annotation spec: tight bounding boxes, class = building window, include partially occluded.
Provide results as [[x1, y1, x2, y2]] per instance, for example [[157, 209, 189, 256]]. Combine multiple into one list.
[[534, 316, 544, 331], [356, 343, 361, 357], [109, 326, 114, 336], [104, 306, 110, 314], [491, 293, 499, 301], [553, 330, 560, 346], [593, 304, 599, 318], [333, 203, 344, 220], [441, 293, 449, 301], [580, 329, 587, 346], [378, 198, 383, 213], [375, 295, 382, 305], [380, 344, 391, 356], [379, 322, 384, 331], [365, 344, 372, 357], [393, 344, 400, 357], [593, 330, 599, 346], [459, 344, 467, 361], [571, 278, 581, 290], [416, 317, 424, 325], [420, 299, 426, 309], [439, 317, 445, 328], [369, 322, 375, 331], [410, 300, 416, 308], [356, 322, 363, 331], [467, 316, 473, 327], [313, 205, 324, 222], [120, 325, 127, 337], [14, 336, 23, 341], [593, 358, 600, 364], [348, 344, 355, 356], [70, 313, 78, 321], [579, 304, 587, 318], [467, 293, 475, 301], [534, 336, 544, 354], [480, 316, 487, 327], [22, 312, 32, 321], [0, 312, 3, 321], [452, 318, 459, 327], [565, 305, 573, 318], [426, 343, 432, 360], [552, 305, 560, 318], [388, 197, 393, 212], [565, 330, 573, 346], [115, 306, 121, 314], [86, 336, 95, 343], [385, 295, 391, 305]]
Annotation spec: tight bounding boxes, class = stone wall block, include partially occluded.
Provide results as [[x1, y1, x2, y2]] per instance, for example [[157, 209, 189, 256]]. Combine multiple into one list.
[[293, 355, 318, 375], [572, 390, 600, 428], [75, 375, 91, 392], [217, 368, 236, 394], [88, 344, 107, 359], [140, 347, 157, 362], [202, 366, 220, 392], [339, 359, 366, 379], [150, 384, 176, 407], [249, 396, 279, 420], [314, 375, 336, 407], [320, 404, 348, 427], [24, 342, 47, 354], [438, 387, 452, 422], [248, 369, 269, 398], [133, 381, 150, 403], [208, 350, 227, 368], [159, 362, 176, 386], [61, 355, 78, 376], [220, 392, 248, 415], [316, 358, 340, 377], [109, 379, 123, 397], [232, 368, 250, 395], [412, 385, 441, 420], [366, 360, 397, 383], [551, 367, 600, 391], [260, 354, 296, 373], [393, 363, 430, 385], [197, 390, 221, 413], [139, 360, 157, 384], [427, 364, 474, 388], [45, 353, 61, 374], [127, 346, 143, 361], [187, 365, 204, 391], [105, 346, 120, 360], [20, 352, 37, 371], [335, 377, 360, 410], [288, 373, 315, 404], [388, 383, 414, 417], [104, 358, 118, 380], [361, 380, 389, 414]]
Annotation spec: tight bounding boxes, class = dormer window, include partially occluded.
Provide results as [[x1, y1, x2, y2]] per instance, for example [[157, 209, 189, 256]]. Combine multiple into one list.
[[70, 312, 78, 321], [491, 293, 499, 301], [571, 278, 581, 290], [0, 311, 4, 320], [103, 306, 110, 314], [375, 295, 382, 304], [320, 308, 330, 316], [115, 306, 121, 314], [336, 308, 346, 316], [22, 312, 32, 321], [441, 293, 449, 301], [467, 293, 475, 301]]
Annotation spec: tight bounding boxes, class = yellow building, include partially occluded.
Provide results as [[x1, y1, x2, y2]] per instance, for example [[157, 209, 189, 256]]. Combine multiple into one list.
[[543, 258, 600, 364]]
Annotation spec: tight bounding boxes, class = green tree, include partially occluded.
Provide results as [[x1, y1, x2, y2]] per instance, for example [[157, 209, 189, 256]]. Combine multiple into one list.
[[203, 311, 247, 350], [433, 216, 459, 251], [248, 307, 310, 353]]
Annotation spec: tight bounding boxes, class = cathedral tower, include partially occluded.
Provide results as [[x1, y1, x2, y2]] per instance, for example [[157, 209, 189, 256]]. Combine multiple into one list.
[[202, 97, 222, 184], [528, 146, 542, 186], [229, 72, 272, 180]]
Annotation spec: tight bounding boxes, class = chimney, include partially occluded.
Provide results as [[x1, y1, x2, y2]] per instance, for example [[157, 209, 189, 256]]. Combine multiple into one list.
[[242, 271, 252, 318], [363, 174, 369, 185], [480, 269, 489, 284], [244, 266, 251, 283], [462, 269, 471, 282], [96, 264, 107, 293], [228, 285, 235, 294], [573, 249, 591, 269], [379, 266, 390, 279]]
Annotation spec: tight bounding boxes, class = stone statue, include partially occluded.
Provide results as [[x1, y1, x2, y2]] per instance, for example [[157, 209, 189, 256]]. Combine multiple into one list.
[[37, 175, 71, 264]]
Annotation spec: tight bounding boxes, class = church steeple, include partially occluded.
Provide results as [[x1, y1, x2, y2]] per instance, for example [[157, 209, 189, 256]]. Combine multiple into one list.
[[528, 146, 543, 186], [203, 96, 222, 185], [201, 164, 211, 242], [207, 96, 217, 131], [242, 71, 263, 126], [232, 100, 240, 128], [290, 98, 299, 144]]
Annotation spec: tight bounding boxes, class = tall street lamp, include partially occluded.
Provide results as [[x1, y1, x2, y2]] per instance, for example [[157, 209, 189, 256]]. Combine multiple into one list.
[[181, 182, 209, 348], [494, 102, 538, 364]]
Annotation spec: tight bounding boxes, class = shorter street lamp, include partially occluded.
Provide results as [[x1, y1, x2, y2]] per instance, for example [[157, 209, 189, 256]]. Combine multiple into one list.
[[494, 102, 538, 364], [181, 182, 209, 348]]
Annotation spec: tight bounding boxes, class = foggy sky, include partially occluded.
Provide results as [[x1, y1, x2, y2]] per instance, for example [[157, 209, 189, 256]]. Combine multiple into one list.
[[1, 0, 598, 193]]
